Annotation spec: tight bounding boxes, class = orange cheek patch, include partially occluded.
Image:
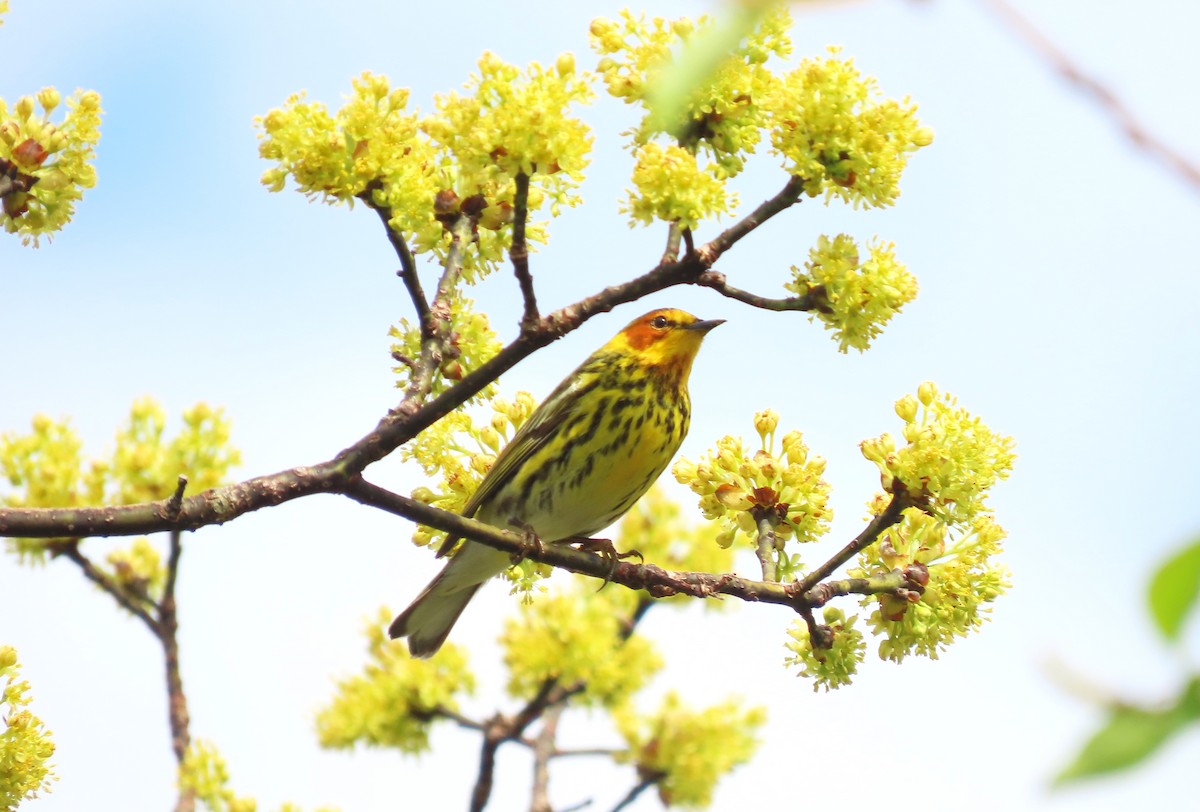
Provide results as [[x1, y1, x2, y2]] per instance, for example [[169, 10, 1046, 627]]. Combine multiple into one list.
[[623, 322, 659, 351]]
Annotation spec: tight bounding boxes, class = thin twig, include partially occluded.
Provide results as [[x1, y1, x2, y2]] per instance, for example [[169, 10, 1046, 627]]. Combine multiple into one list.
[[551, 747, 622, 759], [57, 544, 160, 633], [696, 270, 826, 313], [0, 175, 815, 542], [530, 704, 564, 812], [696, 175, 805, 265], [358, 186, 430, 327], [753, 510, 777, 582], [161, 529, 194, 812], [660, 222, 682, 265], [610, 774, 661, 812], [510, 172, 540, 328], [982, 0, 1200, 191], [793, 489, 912, 595]]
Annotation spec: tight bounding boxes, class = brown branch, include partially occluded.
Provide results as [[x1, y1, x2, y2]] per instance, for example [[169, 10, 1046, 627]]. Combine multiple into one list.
[[0, 175, 812, 542], [530, 704, 564, 812], [510, 172, 540, 328], [696, 270, 827, 313], [610, 774, 662, 812], [752, 509, 778, 582], [982, 0, 1200, 191], [161, 529, 194, 812], [661, 222, 682, 265], [793, 488, 913, 595], [696, 175, 805, 265], [57, 543, 160, 634], [342, 478, 913, 615], [358, 185, 430, 328]]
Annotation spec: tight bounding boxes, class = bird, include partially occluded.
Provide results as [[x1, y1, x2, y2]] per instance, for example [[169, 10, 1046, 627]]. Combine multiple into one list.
[[389, 307, 724, 658]]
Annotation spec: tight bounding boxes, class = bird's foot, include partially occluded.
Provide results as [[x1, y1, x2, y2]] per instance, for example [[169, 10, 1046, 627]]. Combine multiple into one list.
[[507, 518, 545, 564], [568, 537, 643, 589]]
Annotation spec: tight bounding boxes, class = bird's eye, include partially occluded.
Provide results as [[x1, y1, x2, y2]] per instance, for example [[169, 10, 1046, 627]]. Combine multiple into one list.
[[651, 315, 669, 329]]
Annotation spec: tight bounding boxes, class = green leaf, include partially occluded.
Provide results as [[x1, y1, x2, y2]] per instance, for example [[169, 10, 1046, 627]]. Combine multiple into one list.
[[1053, 694, 1196, 787], [1147, 537, 1200, 642], [645, 5, 768, 136]]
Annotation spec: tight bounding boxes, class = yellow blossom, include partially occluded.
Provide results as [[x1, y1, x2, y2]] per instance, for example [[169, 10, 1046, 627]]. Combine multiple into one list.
[[674, 413, 832, 580], [1, 88, 102, 245], [501, 586, 661, 708], [784, 606, 866, 691], [787, 233, 918, 352], [614, 692, 765, 807], [623, 142, 734, 229], [766, 47, 930, 208]]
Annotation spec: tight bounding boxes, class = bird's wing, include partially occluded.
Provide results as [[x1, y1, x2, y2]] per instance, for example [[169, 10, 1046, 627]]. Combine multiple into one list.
[[434, 356, 605, 557]]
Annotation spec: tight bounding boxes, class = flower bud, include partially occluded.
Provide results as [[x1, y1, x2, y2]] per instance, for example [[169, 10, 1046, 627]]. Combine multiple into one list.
[[894, 394, 918, 423], [556, 52, 576, 76], [912, 127, 935, 147], [37, 87, 61, 113], [479, 426, 501, 453], [411, 486, 437, 503], [917, 381, 937, 407], [15, 95, 35, 119], [714, 484, 753, 511], [753, 408, 779, 441]]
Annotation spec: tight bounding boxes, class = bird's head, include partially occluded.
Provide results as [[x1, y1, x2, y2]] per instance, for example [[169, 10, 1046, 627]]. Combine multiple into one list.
[[605, 308, 724, 373]]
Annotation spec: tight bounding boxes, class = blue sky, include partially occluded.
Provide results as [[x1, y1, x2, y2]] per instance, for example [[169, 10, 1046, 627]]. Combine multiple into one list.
[[3, 1, 1200, 810]]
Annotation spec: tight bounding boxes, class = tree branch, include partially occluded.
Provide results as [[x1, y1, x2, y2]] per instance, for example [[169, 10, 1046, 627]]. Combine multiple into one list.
[[696, 175, 805, 265], [161, 529, 195, 812], [981, 0, 1200, 192], [529, 704, 564, 812], [792, 488, 913, 595], [0, 174, 815, 542], [342, 478, 916, 614], [753, 509, 777, 582], [696, 270, 827, 313], [510, 172, 540, 328], [358, 185, 430, 328], [610, 774, 661, 812], [57, 543, 160, 634]]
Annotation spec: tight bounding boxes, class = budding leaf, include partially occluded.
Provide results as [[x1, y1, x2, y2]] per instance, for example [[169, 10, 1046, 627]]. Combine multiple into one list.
[[1053, 680, 1200, 787], [1147, 537, 1200, 643]]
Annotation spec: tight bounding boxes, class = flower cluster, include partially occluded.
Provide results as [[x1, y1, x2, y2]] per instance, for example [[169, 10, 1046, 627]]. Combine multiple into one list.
[[388, 291, 502, 400], [623, 142, 735, 229], [0, 646, 56, 808], [853, 509, 1010, 662], [590, 8, 791, 176], [403, 391, 536, 550], [316, 609, 475, 754], [614, 693, 765, 807], [501, 586, 661, 708], [766, 47, 933, 207], [180, 739, 341, 812], [861, 382, 1016, 526], [673, 409, 832, 580], [787, 233, 918, 352], [423, 51, 592, 208], [1, 399, 240, 562], [259, 55, 592, 280], [1, 86, 102, 245], [784, 607, 866, 691]]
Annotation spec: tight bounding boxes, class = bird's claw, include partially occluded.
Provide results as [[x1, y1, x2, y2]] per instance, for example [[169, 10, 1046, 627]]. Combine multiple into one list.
[[571, 538, 642, 590], [508, 518, 544, 564]]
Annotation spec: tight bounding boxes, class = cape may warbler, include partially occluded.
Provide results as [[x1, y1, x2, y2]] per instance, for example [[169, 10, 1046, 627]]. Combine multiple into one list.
[[390, 308, 723, 657]]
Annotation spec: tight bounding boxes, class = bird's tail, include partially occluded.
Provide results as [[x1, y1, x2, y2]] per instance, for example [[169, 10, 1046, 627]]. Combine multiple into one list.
[[388, 540, 509, 658]]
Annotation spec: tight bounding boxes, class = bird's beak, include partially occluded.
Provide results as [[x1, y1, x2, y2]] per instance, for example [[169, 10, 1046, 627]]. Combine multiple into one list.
[[685, 318, 725, 334]]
